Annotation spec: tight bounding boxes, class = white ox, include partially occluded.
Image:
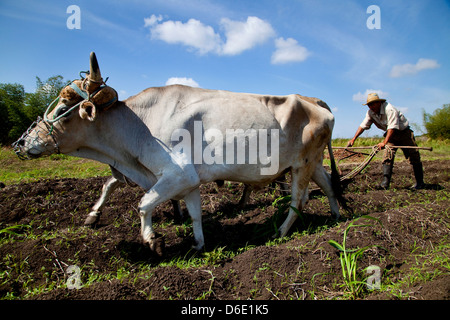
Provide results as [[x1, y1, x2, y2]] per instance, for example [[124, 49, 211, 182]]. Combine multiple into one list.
[[14, 52, 343, 254]]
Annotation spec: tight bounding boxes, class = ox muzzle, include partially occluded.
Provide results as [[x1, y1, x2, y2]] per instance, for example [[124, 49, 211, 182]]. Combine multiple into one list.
[[12, 90, 80, 160], [12, 116, 61, 160]]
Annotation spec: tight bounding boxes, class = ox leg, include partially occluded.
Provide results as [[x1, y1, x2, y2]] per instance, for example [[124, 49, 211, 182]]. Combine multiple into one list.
[[312, 164, 340, 219], [183, 188, 204, 250], [278, 169, 310, 238], [238, 184, 253, 208], [139, 186, 168, 256], [84, 176, 123, 226], [277, 174, 290, 196], [139, 176, 199, 255], [171, 199, 184, 220]]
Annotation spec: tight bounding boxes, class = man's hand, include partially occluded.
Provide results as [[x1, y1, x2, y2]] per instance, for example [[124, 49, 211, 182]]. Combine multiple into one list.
[[379, 129, 394, 150], [347, 127, 365, 149], [346, 140, 354, 148]]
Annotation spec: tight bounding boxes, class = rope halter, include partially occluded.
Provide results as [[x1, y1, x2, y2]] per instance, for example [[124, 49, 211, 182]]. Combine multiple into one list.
[[44, 76, 118, 123]]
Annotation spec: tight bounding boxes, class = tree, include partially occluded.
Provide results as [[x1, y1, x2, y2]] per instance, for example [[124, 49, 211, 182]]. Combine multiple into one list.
[[0, 75, 68, 145], [0, 83, 26, 144], [423, 104, 450, 140], [24, 75, 68, 122]]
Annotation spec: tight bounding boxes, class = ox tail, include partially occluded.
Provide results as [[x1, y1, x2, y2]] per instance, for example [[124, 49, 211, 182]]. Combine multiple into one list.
[[327, 140, 350, 214]]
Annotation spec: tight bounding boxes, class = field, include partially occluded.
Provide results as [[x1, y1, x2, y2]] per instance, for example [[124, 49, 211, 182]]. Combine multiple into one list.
[[0, 140, 449, 300]]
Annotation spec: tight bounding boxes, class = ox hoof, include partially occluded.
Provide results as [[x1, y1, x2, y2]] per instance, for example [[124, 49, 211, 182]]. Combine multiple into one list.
[[84, 214, 100, 227], [191, 242, 204, 252], [272, 232, 281, 240], [147, 233, 165, 257], [273, 229, 286, 239]]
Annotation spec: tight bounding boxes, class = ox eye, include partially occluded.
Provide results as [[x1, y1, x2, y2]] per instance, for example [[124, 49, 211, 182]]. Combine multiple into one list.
[[55, 105, 71, 118]]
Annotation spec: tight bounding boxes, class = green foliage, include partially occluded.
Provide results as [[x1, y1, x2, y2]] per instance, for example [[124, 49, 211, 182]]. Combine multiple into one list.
[[0, 146, 110, 184], [270, 195, 292, 237], [0, 76, 68, 145], [328, 215, 382, 299], [0, 83, 26, 144], [0, 224, 31, 237], [423, 104, 450, 140], [25, 76, 68, 121]]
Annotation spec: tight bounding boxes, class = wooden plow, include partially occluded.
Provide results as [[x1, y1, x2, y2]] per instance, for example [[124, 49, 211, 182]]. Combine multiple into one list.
[[267, 145, 432, 194], [333, 145, 433, 182]]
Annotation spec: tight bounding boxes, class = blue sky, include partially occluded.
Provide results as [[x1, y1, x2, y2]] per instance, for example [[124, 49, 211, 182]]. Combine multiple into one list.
[[1, 0, 449, 138]]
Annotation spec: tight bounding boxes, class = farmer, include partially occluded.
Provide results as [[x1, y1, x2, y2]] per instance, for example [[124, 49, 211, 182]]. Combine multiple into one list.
[[347, 93, 425, 190]]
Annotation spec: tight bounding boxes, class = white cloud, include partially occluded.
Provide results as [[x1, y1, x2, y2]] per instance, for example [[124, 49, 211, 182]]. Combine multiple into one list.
[[144, 15, 275, 56], [389, 58, 440, 78], [271, 37, 310, 64], [352, 89, 389, 103], [220, 16, 275, 55], [144, 14, 163, 27], [166, 77, 200, 88], [146, 15, 222, 55]]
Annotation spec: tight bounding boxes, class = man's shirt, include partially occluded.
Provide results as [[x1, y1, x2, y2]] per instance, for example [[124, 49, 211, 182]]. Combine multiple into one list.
[[360, 102, 409, 131]]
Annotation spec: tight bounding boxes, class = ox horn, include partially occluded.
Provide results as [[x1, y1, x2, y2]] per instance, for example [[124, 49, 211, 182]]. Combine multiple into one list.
[[89, 52, 102, 83]]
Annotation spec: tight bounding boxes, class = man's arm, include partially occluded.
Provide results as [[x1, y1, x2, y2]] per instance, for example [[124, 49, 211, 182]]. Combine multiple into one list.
[[347, 126, 365, 147], [377, 129, 395, 149]]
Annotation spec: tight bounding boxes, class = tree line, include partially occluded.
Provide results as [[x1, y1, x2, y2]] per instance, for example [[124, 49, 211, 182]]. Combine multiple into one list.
[[0, 76, 449, 145], [0, 76, 68, 145], [423, 103, 450, 140]]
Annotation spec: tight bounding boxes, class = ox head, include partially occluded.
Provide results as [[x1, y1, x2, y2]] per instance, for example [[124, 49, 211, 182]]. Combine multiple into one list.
[[13, 52, 118, 159]]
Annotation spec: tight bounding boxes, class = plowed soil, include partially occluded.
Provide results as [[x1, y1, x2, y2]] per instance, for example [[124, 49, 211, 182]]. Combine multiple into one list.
[[0, 159, 449, 300]]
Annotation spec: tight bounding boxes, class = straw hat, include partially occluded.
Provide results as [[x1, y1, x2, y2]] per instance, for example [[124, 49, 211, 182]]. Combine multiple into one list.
[[363, 93, 386, 105]]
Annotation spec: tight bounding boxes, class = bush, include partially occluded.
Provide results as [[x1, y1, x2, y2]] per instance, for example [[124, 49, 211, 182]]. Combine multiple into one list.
[[423, 104, 450, 140]]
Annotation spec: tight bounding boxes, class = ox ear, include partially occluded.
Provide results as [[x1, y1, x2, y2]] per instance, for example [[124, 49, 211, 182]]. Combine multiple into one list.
[[79, 101, 97, 121]]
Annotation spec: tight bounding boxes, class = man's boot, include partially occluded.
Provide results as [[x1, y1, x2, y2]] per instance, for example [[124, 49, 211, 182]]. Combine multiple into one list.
[[411, 162, 425, 190], [379, 163, 393, 190]]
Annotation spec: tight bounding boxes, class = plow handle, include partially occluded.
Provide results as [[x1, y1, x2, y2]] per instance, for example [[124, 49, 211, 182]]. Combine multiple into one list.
[[333, 146, 433, 151]]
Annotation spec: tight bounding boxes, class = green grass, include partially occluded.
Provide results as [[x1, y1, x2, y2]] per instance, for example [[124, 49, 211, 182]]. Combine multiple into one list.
[[381, 239, 450, 299], [328, 215, 382, 299], [0, 147, 110, 184]]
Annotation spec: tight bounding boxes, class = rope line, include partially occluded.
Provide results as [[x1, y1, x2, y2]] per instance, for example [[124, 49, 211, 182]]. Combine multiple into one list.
[[271, 145, 384, 193], [338, 145, 380, 182]]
